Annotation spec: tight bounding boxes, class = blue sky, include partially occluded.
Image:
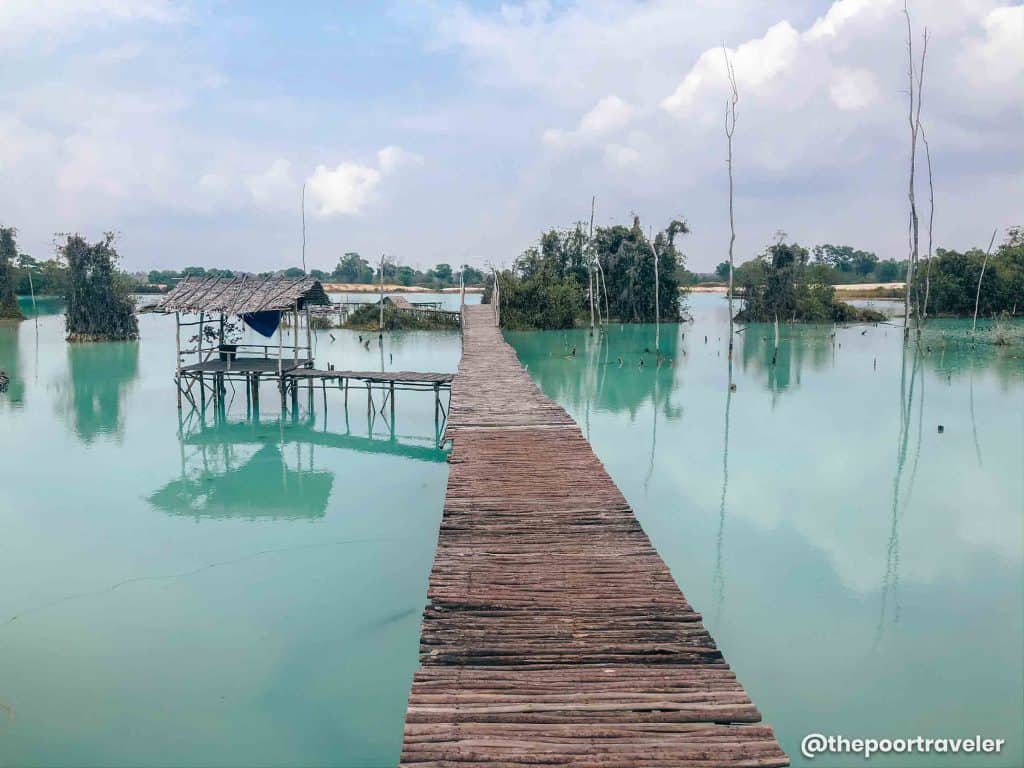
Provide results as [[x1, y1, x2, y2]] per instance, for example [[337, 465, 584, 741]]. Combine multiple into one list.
[[1, 0, 1021, 273]]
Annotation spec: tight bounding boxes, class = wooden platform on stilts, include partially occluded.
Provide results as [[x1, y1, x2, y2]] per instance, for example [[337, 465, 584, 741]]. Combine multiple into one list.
[[400, 304, 788, 767]]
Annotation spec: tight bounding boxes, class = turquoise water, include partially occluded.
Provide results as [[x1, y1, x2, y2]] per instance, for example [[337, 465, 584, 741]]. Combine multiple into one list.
[[327, 290, 480, 311], [506, 293, 1024, 767], [0, 308, 459, 768], [1, 294, 1021, 767]]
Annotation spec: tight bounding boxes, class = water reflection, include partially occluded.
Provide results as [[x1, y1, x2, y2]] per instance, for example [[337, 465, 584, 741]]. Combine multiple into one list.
[[151, 441, 334, 521], [738, 323, 835, 395], [60, 341, 140, 443], [150, 413, 447, 521], [0, 322, 25, 407], [875, 346, 922, 645], [506, 324, 681, 418]]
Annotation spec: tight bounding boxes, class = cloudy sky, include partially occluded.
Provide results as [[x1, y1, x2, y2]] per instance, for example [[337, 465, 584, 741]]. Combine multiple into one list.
[[1, 0, 1021, 273]]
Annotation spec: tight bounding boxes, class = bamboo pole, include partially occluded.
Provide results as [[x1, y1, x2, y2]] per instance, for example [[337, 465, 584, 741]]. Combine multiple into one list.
[[175, 311, 182, 409], [379, 254, 385, 337], [588, 196, 596, 334]]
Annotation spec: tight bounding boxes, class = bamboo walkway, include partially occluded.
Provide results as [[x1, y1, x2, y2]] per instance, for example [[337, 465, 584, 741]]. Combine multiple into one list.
[[401, 305, 787, 767]]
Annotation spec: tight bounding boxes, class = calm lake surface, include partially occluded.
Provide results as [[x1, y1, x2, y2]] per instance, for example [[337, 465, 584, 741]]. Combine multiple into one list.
[[1, 293, 1021, 767]]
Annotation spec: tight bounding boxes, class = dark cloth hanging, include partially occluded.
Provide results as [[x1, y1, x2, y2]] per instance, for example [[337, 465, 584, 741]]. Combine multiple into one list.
[[241, 310, 282, 337]]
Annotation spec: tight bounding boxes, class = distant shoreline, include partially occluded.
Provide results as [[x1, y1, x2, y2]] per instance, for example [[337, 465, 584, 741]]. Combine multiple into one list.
[[323, 283, 485, 294], [689, 282, 905, 299]]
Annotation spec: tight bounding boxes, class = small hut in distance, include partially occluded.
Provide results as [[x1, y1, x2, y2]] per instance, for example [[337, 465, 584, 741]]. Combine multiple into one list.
[[158, 275, 329, 409]]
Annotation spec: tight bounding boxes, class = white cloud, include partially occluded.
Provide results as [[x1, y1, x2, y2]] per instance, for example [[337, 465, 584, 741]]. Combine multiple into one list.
[[377, 145, 423, 174], [958, 5, 1024, 89], [0, 0, 181, 46], [661, 21, 801, 115], [246, 159, 294, 208], [544, 94, 634, 147], [306, 147, 420, 218], [604, 143, 640, 169], [830, 68, 879, 111], [307, 163, 382, 217]]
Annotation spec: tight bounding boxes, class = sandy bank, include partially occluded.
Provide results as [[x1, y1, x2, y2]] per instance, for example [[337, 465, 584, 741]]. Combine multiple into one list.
[[323, 283, 484, 294]]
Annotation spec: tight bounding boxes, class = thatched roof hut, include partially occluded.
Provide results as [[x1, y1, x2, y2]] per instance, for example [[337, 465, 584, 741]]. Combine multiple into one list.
[[382, 295, 414, 310], [158, 275, 330, 314]]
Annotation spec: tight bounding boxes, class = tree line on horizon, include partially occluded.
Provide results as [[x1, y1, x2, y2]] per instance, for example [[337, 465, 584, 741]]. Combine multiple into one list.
[[480, 214, 1023, 329], [145, 254, 486, 291]]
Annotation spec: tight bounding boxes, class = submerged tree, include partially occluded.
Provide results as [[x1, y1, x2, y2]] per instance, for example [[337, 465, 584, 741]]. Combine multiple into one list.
[[595, 216, 687, 323], [0, 228, 25, 320], [62, 233, 138, 341], [735, 239, 883, 323]]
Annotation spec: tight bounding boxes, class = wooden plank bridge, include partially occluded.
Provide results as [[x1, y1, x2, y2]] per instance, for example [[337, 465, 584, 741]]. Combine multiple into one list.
[[400, 304, 787, 767]]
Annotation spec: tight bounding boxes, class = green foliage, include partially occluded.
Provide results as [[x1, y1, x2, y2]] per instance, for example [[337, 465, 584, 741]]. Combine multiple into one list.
[[331, 252, 374, 283], [431, 263, 453, 282], [62, 233, 139, 341], [715, 261, 731, 280], [735, 240, 882, 323], [460, 264, 485, 285], [595, 217, 686, 322], [15, 255, 68, 297], [915, 229, 1023, 317], [490, 216, 688, 330], [343, 302, 458, 331], [0, 228, 25, 319]]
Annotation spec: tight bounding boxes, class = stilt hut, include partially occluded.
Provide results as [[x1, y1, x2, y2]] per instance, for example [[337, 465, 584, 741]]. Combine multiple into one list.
[[158, 275, 330, 410]]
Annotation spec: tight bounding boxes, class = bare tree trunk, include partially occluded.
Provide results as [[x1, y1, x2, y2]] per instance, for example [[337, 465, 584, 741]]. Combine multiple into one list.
[[588, 196, 596, 334], [772, 313, 779, 366], [723, 47, 739, 360], [649, 227, 660, 353], [902, 4, 928, 342], [972, 230, 997, 335], [301, 182, 307, 274], [921, 126, 934, 324], [598, 258, 610, 323], [379, 254, 385, 336]]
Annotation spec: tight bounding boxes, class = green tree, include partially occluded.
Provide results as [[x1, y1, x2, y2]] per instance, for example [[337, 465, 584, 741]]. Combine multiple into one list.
[[0, 228, 25, 319], [432, 263, 453, 284], [594, 217, 687, 322], [332, 252, 373, 283], [62, 233, 138, 341], [460, 265, 485, 285], [736, 240, 879, 322], [715, 261, 730, 280], [396, 265, 416, 286]]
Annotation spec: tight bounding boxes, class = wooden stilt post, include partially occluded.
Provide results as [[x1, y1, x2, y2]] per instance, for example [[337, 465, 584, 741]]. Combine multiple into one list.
[[198, 310, 205, 406], [390, 380, 395, 424], [278, 316, 285, 410], [175, 312, 182, 410]]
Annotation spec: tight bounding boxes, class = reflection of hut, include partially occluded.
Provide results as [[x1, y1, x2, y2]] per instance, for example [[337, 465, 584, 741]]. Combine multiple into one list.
[[157, 276, 330, 410], [149, 442, 333, 520]]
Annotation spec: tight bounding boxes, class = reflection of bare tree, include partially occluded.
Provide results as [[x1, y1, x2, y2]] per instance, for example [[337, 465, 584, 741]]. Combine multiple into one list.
[[970, 370, 983, 467], [875, 345, 922, 647], [712, 357, 734, 624], [739, 323, 833, 397], [644, 368, 659, 495]]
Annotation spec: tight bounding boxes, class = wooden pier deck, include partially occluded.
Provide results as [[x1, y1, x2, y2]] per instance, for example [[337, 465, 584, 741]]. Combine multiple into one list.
[[285, 369, 453, 387], [400, 305, 787, 767]]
